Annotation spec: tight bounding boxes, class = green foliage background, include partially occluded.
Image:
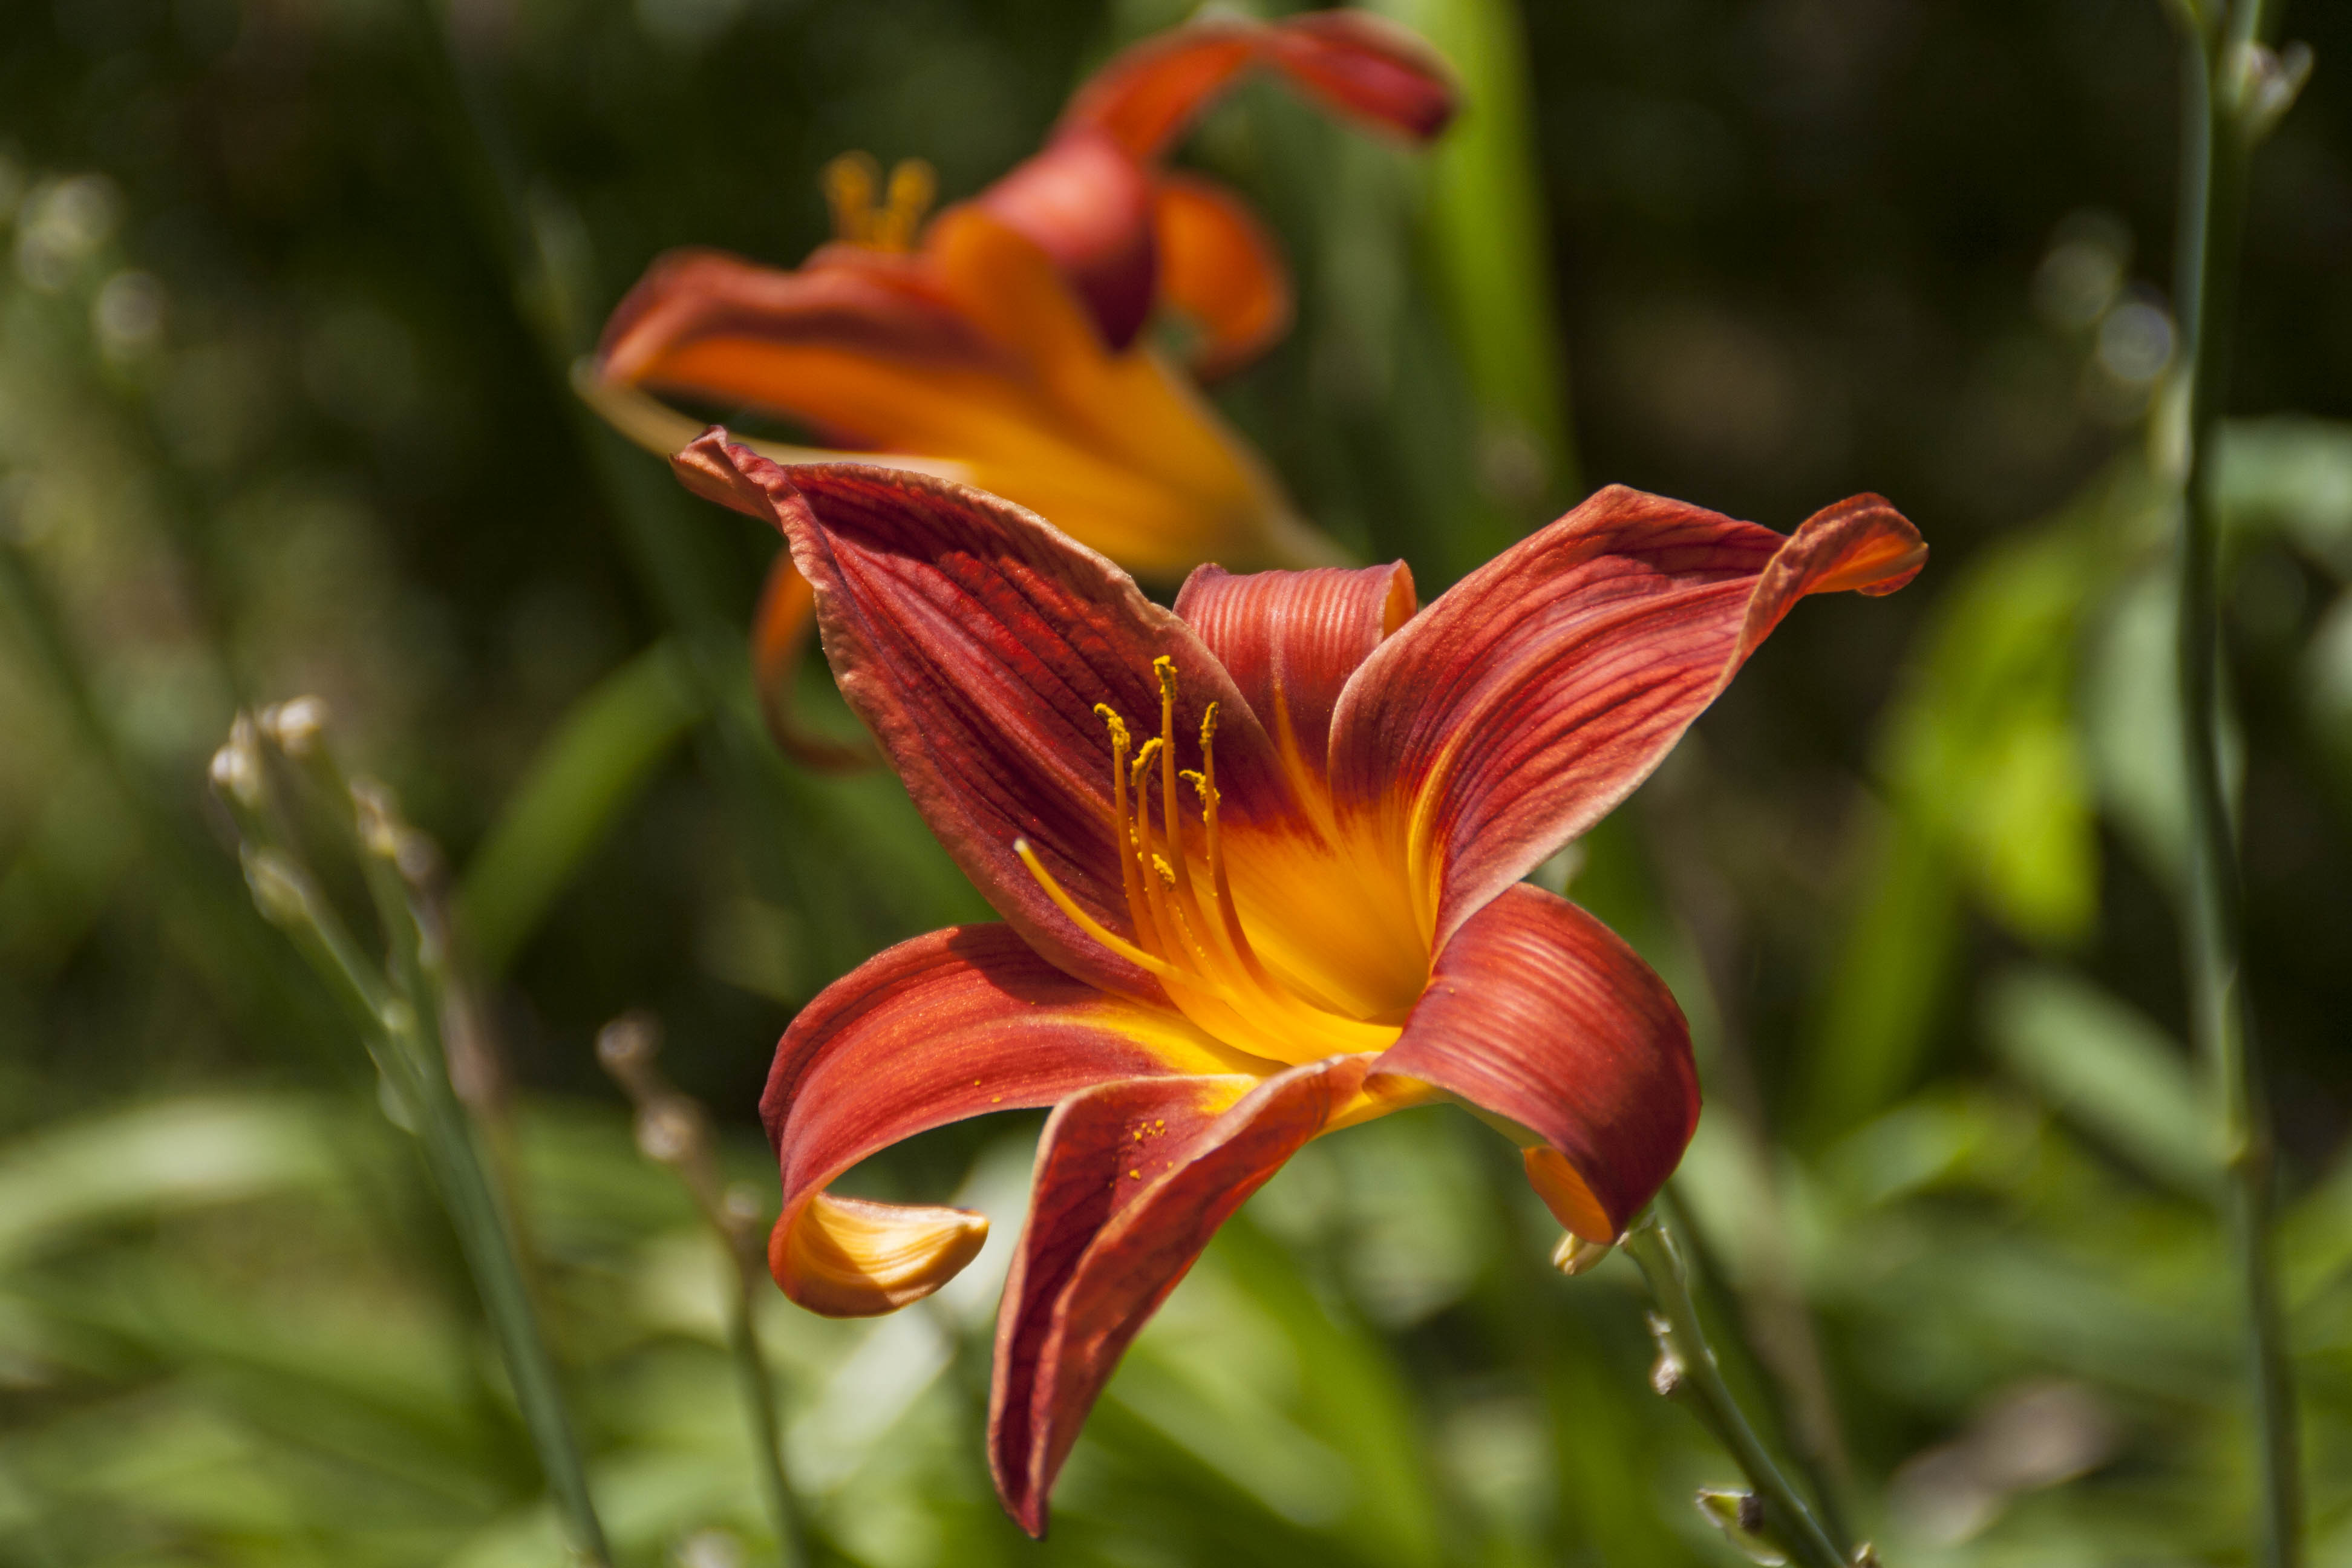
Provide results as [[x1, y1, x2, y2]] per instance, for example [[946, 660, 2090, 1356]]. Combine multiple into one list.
[[2, 0, 2350, 1563]]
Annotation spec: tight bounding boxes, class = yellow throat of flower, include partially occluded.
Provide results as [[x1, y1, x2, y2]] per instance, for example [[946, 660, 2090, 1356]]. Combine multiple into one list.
[[822, 152, 937, 252], [1016, 658, 1402, 1068]]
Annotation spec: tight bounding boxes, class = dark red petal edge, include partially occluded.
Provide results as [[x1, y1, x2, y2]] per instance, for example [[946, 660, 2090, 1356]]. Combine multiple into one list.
[[1369, 883, 1697, 1237], [988, 1054, 1368, 1536]]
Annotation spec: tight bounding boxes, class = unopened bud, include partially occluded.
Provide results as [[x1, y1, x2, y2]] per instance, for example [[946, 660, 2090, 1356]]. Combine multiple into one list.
[[351, 778, 402, 860], [2231, 39, 2313, 143], [1695, 1489, 1787, 1566], [210, 714, 264, 809], [260, 695, 330, 757], [1551, 1232, 1615, 1275], [722, 1183, 766, 1226], [240, 846, 310, 926], [596, 1011, 659, 1073], [635, 1098, 699, 1165]]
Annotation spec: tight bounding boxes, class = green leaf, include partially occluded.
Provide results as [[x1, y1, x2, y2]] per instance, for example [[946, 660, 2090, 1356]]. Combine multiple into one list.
[[1984, 965, 2216, 1200], [1376, 0, 1574, 556], [2217, 415, 2352, 575], [459, 639, 705, 975], [0, 1095, 338, 1270]]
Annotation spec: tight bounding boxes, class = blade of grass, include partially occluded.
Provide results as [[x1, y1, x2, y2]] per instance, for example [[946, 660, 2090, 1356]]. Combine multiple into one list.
[[460, 639, 705, 976]]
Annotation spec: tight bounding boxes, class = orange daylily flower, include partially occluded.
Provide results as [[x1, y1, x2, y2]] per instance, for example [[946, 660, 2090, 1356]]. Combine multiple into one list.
[[586, 10, 1455, 762], [671, 429, 1926, 1535]]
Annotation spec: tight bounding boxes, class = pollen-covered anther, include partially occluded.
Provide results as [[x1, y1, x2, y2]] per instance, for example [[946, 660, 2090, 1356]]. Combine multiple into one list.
[[1011, 659, 1405, 1067], [822, 151, 937, 251]]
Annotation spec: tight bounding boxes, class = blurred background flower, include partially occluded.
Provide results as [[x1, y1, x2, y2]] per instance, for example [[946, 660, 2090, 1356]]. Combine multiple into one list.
[[1, 0, 2348, 1564]]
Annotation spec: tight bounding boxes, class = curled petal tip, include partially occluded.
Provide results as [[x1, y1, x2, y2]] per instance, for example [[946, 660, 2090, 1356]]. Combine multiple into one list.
[[772, 1191, 990, 1318], [1795, 492, 1927, 598]]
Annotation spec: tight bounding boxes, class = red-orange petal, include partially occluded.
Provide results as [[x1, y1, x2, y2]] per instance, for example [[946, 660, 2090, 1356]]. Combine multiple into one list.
[[596, 246, 998, 407], [762, 923, 1259, 1318], [976, 130, 1158, 354], [1173, 560, 1415, 788], [1056, 20, 1263, 162], [1258, 11, 1459, 143], [1329, 488, 1924, 947], [672, 432, 1301, 1000], [1371, 883, 1697, 1240], [1058, 12, 1457, 162], [989, 1054, 1370, 1536], [1151, 173, 1293, 380]]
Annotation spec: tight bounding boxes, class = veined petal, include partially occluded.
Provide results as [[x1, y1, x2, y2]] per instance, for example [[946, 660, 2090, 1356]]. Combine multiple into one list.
[[978, 130, 1158, 354], [990, 1054, 1371, 1536], [1058, 13, 1456, 162], [1369, 883, 1697, 1240], [750, 551, 877, 771], [1151, 173, 1292, 381], [673, 433, 1299, 998], [762, 923, 1269, 1317], [1330, 487, 1924, 946], [1174, 560, 1416, 790]]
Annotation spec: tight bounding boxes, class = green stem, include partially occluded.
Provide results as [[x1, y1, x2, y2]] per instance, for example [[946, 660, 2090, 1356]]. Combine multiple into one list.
[[1622, 1217, 1851, 1568], [356, 840, 612, 1564], [725, 1264, 808, 1566], [2164, 7, 2301, 1565]]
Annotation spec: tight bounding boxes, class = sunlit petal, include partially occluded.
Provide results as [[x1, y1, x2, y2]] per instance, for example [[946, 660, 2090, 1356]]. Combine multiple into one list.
[[1330, 486, 1925, 946]]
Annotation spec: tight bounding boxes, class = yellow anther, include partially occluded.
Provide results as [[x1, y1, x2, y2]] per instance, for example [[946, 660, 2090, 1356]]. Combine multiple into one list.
[[1152, 855, 1177, 887], [1179, 768, 1217, 808], [822, 152, 880, 244], [1130, 737, 1163, 786], [1200, 701, 1219, 745], [1154, 656, 1180, 704], [1093, 704, 1131, 751], [874, 159, 936, 250], [822, 152, 934, 251]]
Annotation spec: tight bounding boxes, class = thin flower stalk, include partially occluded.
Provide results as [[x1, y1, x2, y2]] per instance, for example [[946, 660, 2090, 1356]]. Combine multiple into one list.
[[599, 1013, 809, 1568], [2160, 2, 2308, 1563], [1620, 1216, 1858, 1568], [211, 706, 612, 1567]]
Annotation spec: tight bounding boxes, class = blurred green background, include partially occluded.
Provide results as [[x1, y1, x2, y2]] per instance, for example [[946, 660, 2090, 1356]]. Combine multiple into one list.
[[3, 0, 2350, 1563]]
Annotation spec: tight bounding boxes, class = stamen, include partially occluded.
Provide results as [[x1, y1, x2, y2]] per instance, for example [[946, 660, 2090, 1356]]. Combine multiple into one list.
[[1151, 658, 1197, 907], [1013, 840, 1183, 984], [820, 152, 936, 251], [874, 159, 936, 250], [1013, 662, 1408, 1067], [822, 152, 880, 245]]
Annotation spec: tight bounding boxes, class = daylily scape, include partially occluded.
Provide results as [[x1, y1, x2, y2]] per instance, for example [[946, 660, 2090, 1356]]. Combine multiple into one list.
[[672, 428, 1926, 1535], [587, 11, 1455, 763]]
